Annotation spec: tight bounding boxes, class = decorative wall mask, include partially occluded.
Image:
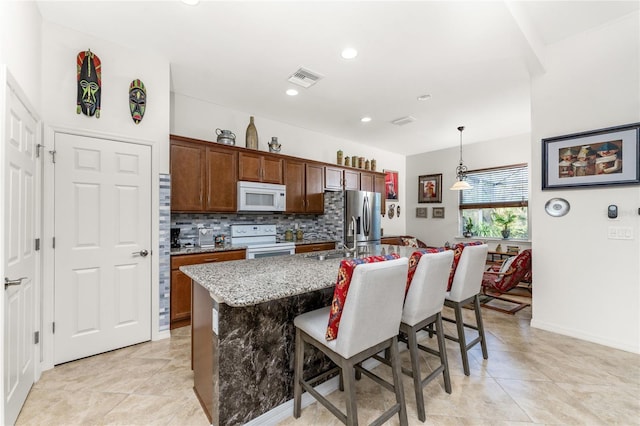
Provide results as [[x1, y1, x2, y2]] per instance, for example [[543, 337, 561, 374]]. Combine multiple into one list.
[[129, 79, 147, 124], [76, 49, 102, 118]]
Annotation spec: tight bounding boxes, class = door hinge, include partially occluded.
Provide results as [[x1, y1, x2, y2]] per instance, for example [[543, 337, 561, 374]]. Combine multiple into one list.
[[49, 150, 57, 163], [52, 237, 55, 249], [36, 144, 43, 158], [34, 331, 40, 344], [35, 238, 40, 251], [52, 322, 55, 334]]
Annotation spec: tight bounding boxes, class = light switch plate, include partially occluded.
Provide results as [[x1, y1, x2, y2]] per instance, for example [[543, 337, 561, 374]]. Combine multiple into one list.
[[608, 226, 633, 240]]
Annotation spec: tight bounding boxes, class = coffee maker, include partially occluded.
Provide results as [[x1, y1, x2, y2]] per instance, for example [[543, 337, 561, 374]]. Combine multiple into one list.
[[171, 228, 181, 248]]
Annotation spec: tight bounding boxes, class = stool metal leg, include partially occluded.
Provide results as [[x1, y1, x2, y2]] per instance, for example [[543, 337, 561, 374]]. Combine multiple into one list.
[[389, 336, 408, 426], [293, 328, 304, 418], [435, 314, 452, 393], [474, 295, 488, 360], [406, 325, 426, 421], [453, 302, 471, 376]]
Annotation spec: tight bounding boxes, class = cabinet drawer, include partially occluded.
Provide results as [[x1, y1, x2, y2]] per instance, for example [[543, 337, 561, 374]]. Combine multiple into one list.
[[295, 242, 336, 254], [171, 250, 246, 269]]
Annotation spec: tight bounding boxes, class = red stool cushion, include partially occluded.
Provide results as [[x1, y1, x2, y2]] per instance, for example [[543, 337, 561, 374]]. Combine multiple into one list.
[[446, 241, 484, 291]]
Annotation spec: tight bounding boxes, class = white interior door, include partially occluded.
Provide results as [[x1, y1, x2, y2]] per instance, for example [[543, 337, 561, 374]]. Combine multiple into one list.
[[54, 133, 151, 365], [3, 78, 38, 426]]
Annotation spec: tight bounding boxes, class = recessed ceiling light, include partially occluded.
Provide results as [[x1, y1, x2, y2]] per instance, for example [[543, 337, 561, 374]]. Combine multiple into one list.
[[341, 48, 358, 60], [417, 94, 431, 101], [360, 116, 372, 123], [181, 0, 200, 5], [286, 89, 299, 96]]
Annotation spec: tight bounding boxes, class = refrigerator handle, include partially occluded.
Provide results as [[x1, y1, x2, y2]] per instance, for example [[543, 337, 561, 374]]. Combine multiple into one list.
[[363, 195, 370, 236]]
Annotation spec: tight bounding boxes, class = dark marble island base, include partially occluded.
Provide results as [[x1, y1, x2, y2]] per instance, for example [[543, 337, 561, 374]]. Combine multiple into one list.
[[192, 281, 335, 425]]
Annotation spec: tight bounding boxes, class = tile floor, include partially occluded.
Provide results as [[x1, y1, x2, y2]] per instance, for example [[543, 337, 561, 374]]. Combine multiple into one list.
[[16, 296, 640, 425]]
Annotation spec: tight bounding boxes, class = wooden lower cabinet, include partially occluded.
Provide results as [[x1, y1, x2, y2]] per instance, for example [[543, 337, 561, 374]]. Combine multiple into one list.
[[295, 242, 336, 254], [170, 250, 245, 329]]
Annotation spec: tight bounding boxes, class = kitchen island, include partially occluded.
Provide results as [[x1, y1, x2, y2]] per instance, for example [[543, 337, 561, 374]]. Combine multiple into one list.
[[181, 245, 412, 425]]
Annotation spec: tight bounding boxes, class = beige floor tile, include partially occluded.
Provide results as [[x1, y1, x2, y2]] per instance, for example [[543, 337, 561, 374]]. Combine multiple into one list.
[[15, 301, 640, 426]]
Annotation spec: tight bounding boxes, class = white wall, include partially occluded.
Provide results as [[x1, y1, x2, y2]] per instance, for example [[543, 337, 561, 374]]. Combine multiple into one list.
[[405, 133, 530, 247], [530, 11, 640, 353], [171, 92, 407, 236], [42, 21, 171, 167], [39, 21, 172, 364], [0, 1, 41, 110]]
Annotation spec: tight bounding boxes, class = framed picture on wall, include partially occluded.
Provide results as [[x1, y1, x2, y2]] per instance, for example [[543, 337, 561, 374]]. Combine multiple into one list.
[[418, 173, 442, 203], [432, 207, 445, 219], [384, 169, 399, 200], [542, 122, 640, 190], [416, 207, 428, 218]]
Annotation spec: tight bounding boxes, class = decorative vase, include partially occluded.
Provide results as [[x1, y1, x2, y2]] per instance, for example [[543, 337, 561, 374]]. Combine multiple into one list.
[[344, 156, 350, 167], [371, 159, 376, 171], [337, 150, 343, 165], [359, 157, 365, 169], [246, 116, 258, 149], [364, 159, 370, 170], [501, 228, 510, 239]]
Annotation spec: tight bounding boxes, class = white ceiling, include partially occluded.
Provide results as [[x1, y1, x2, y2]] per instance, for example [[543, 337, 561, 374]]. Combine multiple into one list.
[[36, 1, 639, 155]]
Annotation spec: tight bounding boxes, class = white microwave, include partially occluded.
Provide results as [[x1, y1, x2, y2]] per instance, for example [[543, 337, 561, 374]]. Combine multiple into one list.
[[237, 181, 286, 212]]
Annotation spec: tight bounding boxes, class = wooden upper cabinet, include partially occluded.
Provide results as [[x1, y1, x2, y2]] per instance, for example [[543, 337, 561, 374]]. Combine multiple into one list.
[[285, 159, 324, 214], [324, 166, 343, 191], [305, 163, 324, 213], [285, 159, 305, 213], [374, 174, 386, 216], [238, 151, 283, 184], [205, 146, 237, 212], [170, 140, 206, 211], [360, 172, 374, 192], [344, 169, 360, 190]]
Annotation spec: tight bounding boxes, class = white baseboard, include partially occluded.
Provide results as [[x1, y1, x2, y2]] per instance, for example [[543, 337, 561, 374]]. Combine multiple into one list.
[[530, 319, 640, 354]]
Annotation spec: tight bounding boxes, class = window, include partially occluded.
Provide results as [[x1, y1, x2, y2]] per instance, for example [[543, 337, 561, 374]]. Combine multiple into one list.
[[459, 163, 529, 240]]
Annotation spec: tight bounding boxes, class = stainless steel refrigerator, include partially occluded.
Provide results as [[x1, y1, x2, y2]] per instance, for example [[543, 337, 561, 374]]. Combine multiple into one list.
[[344, 190, 381, 247]]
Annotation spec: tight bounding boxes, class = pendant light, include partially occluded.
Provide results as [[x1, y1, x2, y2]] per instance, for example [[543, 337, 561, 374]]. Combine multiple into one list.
[[450, 126, 473, 190]]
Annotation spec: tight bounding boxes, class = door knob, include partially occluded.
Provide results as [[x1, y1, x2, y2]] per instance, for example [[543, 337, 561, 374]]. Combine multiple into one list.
[[132, 249, 149, 257], [5, 276, 26, 290]]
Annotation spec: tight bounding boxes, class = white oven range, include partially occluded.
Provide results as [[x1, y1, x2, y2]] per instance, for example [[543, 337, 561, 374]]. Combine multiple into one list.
[[230, 224, 296, 259]]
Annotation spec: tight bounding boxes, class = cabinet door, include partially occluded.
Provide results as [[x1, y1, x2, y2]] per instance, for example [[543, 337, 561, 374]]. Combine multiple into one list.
[[170, 142, 205, 211], [374, 174, 386, 216], [344, 169, 360, 190], [238, 152, 262, 182], [324, 166, 343, 191], [305, 163, 324, 213], [285, 159, 306, 213], [239, 152, 283, 184], [170, 270, 192, 329], [360, 172, 374, 192], [262, 155, 284, 184], [206, 147, 237, 212]]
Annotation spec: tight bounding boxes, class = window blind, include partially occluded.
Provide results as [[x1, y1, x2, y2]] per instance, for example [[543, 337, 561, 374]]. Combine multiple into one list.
[[460, 164, 528, 209]]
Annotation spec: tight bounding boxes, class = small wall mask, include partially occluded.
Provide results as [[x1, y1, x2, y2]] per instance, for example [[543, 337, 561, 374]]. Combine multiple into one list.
[[76, 49, 101, 118], [129, 79, 147, 124]]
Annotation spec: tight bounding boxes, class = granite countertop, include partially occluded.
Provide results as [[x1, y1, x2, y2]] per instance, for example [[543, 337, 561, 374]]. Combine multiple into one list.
[[170, 244, 248, 256], [180, 244, 415, 307]]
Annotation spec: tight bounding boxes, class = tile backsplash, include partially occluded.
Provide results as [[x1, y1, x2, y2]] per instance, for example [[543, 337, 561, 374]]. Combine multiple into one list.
[[171, 191, 344, 245]]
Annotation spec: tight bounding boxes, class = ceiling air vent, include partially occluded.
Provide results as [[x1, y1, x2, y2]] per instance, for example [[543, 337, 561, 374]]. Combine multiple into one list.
[[391, 116, 416, 126], [287, 67, 323, 88]]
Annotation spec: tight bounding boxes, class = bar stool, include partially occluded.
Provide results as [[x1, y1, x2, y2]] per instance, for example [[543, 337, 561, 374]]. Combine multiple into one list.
[[443, 244, 489, 376], [399, 249, 454, 422], [293, 257, 409, 426]]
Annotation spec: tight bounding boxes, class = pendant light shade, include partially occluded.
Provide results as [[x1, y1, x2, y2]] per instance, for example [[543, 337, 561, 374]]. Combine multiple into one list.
[[450, 125, 473, 190]]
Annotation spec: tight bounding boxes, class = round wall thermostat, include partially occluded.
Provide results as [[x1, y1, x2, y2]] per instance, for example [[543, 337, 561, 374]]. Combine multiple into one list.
[[545, 198, 570, 217]]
